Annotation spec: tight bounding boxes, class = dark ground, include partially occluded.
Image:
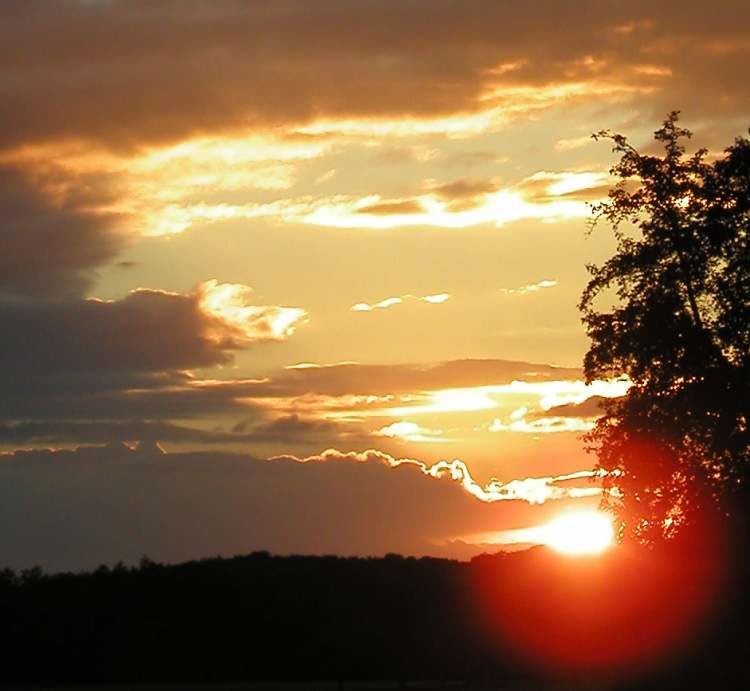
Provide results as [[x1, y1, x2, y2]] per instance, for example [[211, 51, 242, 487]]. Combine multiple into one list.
[[1, 544, 747, 689]]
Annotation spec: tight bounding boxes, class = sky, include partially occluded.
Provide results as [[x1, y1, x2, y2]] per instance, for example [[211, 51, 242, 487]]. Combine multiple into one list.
[[1, 0, 749, 572]]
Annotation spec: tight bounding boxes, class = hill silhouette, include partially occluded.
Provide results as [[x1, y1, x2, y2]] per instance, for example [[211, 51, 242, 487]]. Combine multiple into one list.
[[1, 541, 748, 688]]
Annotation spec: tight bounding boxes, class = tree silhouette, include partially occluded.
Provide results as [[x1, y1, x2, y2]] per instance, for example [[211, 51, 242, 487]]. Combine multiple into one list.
[[580, 112, 750, 545]]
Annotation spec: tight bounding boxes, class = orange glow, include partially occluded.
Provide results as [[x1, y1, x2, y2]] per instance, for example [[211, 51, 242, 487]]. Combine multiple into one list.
[[535, 509, 615, 555], [472, 521, 729, 679], [377, 378, 630, 417]]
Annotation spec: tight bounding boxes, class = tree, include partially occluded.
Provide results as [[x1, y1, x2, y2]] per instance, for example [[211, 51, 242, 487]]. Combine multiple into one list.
[[580, 112, 750, 545]]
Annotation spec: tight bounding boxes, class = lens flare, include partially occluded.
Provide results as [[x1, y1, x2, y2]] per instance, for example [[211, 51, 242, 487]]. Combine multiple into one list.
[[472, 514, 728, 678]]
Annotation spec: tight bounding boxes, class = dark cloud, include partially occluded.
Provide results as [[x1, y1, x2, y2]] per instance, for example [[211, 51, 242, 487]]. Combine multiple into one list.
[[0, 357, 581, 413], [532, 396, 608, 419], [0, 372, 248, 422], [1, 290, 232, 374], [429, 179, 497, 200], [0, 164, 126, 298], [0, 280, 309, 446], [9, 357, 580, 405], [0, 283, 303, 375], [0, 420, 218, 446], [516, 176, 640, 205], [0, 443, 577, 572], [558, 185, 613, 202], [0, 356, 582, 448], [358, 200, 423, 215], [232, 414, 340, 441], [0, 416, 340, 447], [260, 359, 583, 398], [0, 1, 748, 151]]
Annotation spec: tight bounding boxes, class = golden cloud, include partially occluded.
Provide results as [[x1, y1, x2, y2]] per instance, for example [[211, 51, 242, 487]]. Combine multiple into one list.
[[198, 279, 307, 343], [374, 421, 450, 443]]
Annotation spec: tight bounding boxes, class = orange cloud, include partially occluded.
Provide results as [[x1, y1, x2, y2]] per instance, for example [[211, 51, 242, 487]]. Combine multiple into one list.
[[374, 421, 450, 443], [487, 395, 610, 434], [375, 378, 629, 418], [296, 188, 591, 230], [1, 3, 747, 166], [0, 355, 626, 452], [489, 415, 595, 434]]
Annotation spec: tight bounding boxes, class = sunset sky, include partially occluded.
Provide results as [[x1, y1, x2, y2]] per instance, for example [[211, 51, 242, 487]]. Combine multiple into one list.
[[1, 0, 749, 571]]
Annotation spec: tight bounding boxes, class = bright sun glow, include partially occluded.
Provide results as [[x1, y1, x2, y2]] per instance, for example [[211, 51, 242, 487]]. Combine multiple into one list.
[[536, 510, 615, 555]]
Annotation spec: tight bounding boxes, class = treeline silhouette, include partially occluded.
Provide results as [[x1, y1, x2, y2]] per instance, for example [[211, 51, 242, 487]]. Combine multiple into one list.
[[1, 544, 749, 688]]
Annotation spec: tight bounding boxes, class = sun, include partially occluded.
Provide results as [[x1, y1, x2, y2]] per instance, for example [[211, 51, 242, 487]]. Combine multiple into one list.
[[536, 510, 615, 555]]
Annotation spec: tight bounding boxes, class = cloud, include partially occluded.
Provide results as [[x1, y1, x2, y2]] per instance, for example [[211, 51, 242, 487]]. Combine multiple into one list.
[[198, 280, 307, 342], [2, 1, 748, 152], [421, 293, 451, 304], [0, 0, 747, 253], [351, 297, 403, 312], [351, 293, 451, 312], [0, 443, 596, 572], [427, 179, 499, 200], [344, 178, 500, 220], [296, 189, 590, 230], [357, 199, 424, 215], [0, 358, 581, 417], [256, 359, 585, 398], [499, 279, 558, 295], [278, 449, 603, 506], [10, 2, 748, 272], [56, 170, 606, 237], [0, 164, 127, 298], [489, 416, 595, 434], [233, 414, 342, 443], [374, 421, 449, 443], [488, 395, 609, 434], [0, 420, 245, 446], [0, 355, 624, 452], [532, 396, 608, 419], [554, 135, 595, 152], [0, 415, 339, 447], [0, 281, 306, 374], [515, 171, 610, 202], [373, 378, 629, 418], [0, 278, 311, 448], [115, 167, 610, 235]]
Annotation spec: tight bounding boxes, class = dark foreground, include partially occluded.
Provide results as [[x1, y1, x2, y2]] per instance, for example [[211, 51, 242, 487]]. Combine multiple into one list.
[[1, 683, 618, 691], [0, 683, 616, 691], [1, 543, 748, 688]]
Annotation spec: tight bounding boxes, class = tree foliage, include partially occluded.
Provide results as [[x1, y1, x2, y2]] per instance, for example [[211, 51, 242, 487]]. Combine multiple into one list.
[[580, 112, 750, 545]]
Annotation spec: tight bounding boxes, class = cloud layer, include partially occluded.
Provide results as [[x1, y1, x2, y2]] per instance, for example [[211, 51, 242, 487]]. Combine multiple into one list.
[[351, 293, 451, 312], [0, 164, 126, 297], [0, 281, 306, 374], [2, 1, 748, 151], [0, 348, 621, 457], [0, 444, 600, 572]]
